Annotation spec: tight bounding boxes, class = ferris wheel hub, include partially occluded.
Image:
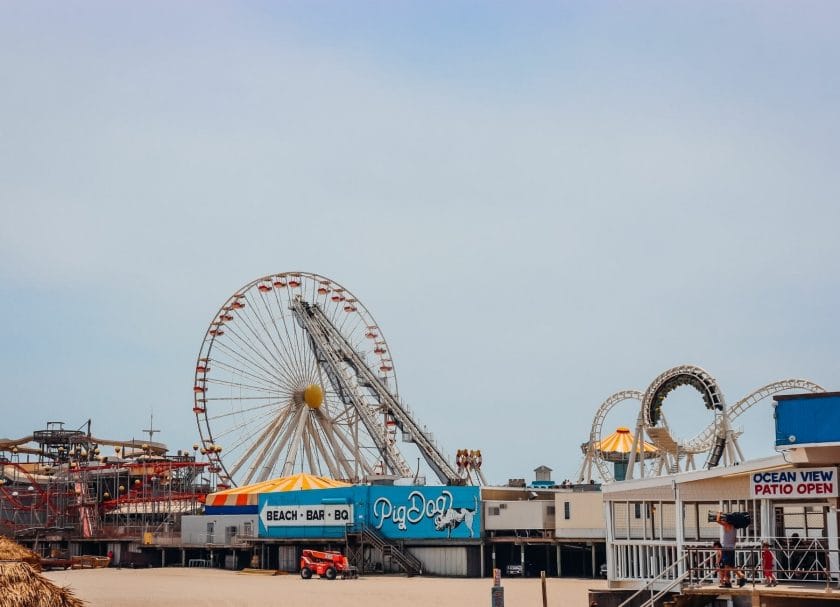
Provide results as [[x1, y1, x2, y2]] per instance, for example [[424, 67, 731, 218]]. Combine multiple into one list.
[[303, 384, 324, 409]]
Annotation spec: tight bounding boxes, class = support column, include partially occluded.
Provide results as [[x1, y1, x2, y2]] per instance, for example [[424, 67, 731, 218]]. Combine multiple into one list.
[[760, 499, 773, 541], [491, 540, 496, 574], [604, 497, 614, 581], [828, 500, 839, 581], [556, 544, 562, 577], [480, 541, 485, 578], [520, 543, 525, 572], [181, 549, 185, 567], [675, 484, 685, 577], [590, 543, 596, 578]]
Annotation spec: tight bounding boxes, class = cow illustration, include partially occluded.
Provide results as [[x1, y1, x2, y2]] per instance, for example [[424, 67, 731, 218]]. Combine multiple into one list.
[[434, 495, 478, 538]]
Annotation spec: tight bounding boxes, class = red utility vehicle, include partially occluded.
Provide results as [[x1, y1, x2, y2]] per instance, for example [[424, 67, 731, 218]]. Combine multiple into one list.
[[299, 549, 357, 580]]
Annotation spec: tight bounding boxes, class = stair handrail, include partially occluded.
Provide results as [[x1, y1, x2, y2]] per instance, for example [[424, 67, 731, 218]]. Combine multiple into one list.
[[617, 552, 689, 607], [359, 524, 423, 574]]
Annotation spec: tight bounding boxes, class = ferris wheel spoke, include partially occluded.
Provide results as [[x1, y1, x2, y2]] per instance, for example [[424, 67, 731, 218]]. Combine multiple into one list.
[[204, 396, 284, 401], [279, 405, 311, 478], [232, 408, 291, 481], [301, 423, 319, 476], [204, 377, 283, 394], [225, 414, 281, 463], [209, 406, 280, 443], [213, 337, 291, 388], [206, 399, 286, 422], [209, 358, 291, 394], [230, 301, 302, 384], [244, 290, 314, 386], [225, 309, 304, 388], [259, 288, 316, 384], [248, 291, 311, 387], [254, 404, 307, 482], [267, 289, 318, 385]]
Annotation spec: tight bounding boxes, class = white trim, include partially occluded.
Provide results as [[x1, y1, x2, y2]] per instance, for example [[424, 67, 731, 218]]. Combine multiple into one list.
[[777, 441, 840, 450], [602, 455, 789, 496]]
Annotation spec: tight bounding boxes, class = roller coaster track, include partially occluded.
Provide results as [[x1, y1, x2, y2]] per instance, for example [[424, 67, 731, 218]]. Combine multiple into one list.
[[682, 379, 825, 453], [583, 365, 826, 482], [581, 390, 643, 483]]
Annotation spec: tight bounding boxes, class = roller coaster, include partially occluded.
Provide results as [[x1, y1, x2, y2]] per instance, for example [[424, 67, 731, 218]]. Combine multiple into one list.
[[577, 364, 825, 483]]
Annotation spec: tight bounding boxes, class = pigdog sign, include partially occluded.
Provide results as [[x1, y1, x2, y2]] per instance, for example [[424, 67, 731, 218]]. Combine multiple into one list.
[[750, 467, 838, 499], [369, 486, 481, 539]]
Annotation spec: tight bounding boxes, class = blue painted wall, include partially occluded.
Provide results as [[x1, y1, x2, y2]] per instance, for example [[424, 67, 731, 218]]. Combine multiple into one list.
[[775, 393, 840, 448], [257, 485, 482, 540]]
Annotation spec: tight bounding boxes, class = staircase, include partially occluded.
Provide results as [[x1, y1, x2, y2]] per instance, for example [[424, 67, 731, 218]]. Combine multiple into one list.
[[617, 552, 717, 607], [355, 525, 423, 576]]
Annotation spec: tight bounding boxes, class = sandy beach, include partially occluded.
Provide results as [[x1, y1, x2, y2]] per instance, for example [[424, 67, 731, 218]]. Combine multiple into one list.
[[44, 568, 607, 607]]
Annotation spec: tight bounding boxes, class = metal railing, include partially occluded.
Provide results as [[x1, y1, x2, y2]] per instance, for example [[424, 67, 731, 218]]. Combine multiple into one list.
[[617, 552, 716, 607], [685, 539, 840, 591]]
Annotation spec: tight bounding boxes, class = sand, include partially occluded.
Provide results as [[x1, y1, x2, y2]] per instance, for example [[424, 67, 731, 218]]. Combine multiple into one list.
[[43, 568, 607, 607]]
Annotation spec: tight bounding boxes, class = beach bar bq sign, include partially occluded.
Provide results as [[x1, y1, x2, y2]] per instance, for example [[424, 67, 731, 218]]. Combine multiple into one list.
[[750, 467, 838, 498], [260, 504, 353, 527]]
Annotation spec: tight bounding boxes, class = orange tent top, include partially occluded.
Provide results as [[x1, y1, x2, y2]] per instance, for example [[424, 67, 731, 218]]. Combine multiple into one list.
[[206, 473, 352, 508], [596, 427, 657, 455]]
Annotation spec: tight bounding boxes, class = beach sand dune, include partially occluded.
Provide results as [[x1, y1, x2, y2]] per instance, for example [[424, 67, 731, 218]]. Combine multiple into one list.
[[44, 568, 606, 607]]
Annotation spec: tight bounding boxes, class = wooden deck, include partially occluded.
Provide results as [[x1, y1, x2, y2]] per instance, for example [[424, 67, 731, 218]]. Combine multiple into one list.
[[682, 580, 840, 605]]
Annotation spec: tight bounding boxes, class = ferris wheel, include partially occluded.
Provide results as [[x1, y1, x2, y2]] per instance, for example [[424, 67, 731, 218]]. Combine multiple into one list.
[[192, 272, 462, 488]]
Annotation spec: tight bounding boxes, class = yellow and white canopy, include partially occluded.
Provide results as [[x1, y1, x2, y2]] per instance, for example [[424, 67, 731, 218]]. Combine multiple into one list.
[[596, 427, 657, 455], [206, 473, 352, 508]]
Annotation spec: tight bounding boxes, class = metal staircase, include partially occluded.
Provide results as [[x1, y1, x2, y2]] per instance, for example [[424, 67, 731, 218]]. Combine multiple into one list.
[[351, 525, 423, 576]]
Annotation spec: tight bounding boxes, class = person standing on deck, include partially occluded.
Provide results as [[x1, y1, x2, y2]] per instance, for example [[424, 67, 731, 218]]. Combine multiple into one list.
[[762, 541, 778, 586], [716, 512, 747, 587]]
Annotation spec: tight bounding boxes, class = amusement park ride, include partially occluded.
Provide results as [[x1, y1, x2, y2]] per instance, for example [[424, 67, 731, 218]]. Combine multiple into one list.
[[0, 420, 209, 541], [577, 364, 825, 483], [193, 272, 486, 489]]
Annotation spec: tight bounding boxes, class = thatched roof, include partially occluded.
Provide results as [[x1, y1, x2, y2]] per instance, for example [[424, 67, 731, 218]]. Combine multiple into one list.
[[0, 537, 40, 571], [0, 561, 85, 607]]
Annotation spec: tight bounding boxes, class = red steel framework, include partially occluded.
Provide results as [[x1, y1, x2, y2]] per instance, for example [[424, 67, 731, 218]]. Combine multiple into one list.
[[0, 422, 211, 543]]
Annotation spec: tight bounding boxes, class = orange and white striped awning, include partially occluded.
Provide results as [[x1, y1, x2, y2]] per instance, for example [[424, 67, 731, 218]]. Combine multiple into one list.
[[206, 473, 352, 508], [596, 427, 657, 455]]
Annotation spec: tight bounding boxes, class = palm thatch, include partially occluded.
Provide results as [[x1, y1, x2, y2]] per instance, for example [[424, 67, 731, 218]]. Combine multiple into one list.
[[0, 537, 41, 571], [0, 561, 85, 607]]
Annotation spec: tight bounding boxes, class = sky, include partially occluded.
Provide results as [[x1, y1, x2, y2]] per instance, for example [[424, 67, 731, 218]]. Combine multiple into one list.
[[1, 1, 838, 486]]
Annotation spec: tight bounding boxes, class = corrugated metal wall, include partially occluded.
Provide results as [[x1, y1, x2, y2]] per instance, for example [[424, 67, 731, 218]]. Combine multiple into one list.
[[277, 545, 297, 571], [180, 514, 257, 545], [408, 546, 480, 577]]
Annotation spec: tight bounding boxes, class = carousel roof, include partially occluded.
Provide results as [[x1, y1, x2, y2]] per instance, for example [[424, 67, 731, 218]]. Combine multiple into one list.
[[596, 427, 657, 455], [206, 473, 352, 508]]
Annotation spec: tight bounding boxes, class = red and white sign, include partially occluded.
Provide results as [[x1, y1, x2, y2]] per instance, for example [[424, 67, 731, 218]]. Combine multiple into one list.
[[750, 467, 838, 499]]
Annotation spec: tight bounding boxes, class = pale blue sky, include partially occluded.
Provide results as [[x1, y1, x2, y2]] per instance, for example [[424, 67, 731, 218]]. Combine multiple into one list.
[[1, 2, 838, 484]]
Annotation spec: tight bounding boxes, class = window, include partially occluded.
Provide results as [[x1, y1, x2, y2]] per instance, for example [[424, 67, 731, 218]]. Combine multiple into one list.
[[547, 505, 556, 515], [564, 501, 571, 520], [489, 507, 500, 516], [634, 503, 641, 519]]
